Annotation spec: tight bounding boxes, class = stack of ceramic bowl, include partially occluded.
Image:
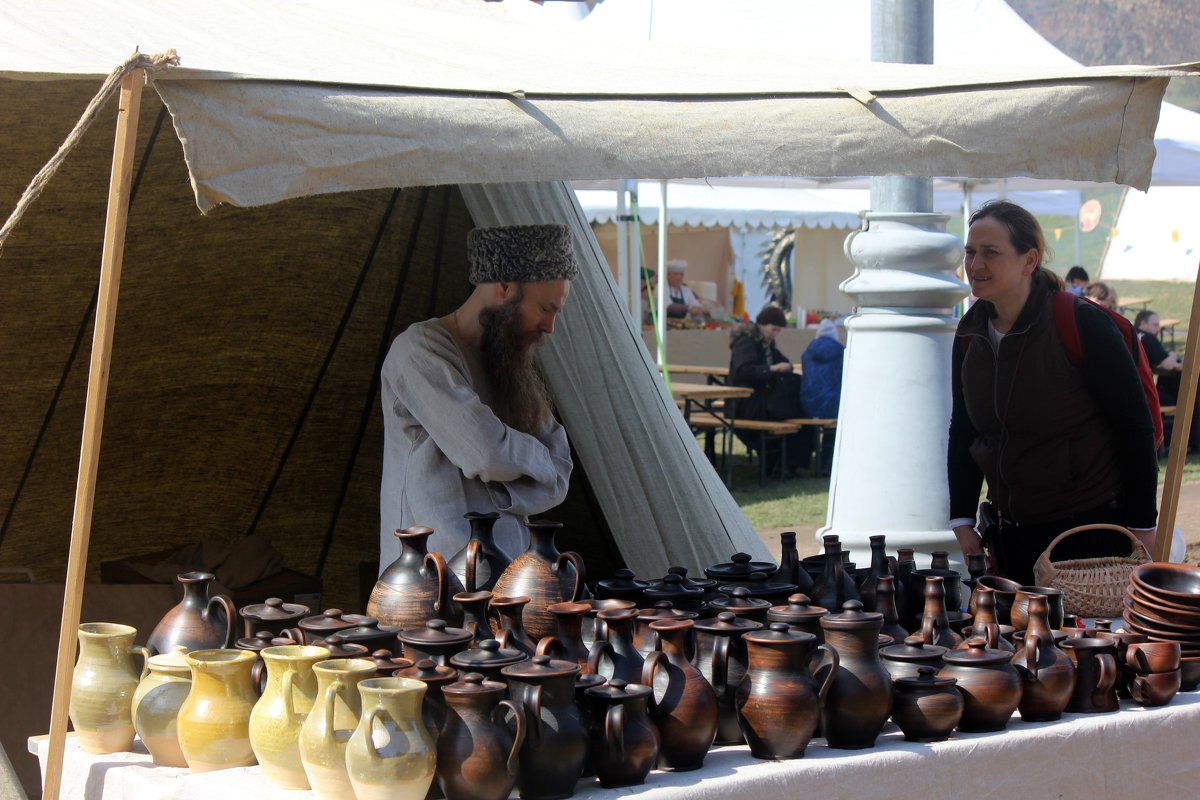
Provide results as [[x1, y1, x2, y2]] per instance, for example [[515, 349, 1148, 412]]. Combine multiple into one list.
[[1124, 563, 1200, 690]]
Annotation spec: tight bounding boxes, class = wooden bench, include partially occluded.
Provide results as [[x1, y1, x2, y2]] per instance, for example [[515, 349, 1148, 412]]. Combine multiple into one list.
[[688, 413, 802, 486]]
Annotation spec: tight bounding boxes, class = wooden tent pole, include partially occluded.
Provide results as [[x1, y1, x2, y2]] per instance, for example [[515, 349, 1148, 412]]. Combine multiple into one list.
[[1154, 262, 1200, 563], [42, 68, 144, 800]]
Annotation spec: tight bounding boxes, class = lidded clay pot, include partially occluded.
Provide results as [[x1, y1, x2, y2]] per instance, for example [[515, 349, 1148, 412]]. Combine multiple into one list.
[[640, 573, 706, 613], [818, 601, 892, 749], [939, 637, 1022, 732], [692, 611, 762, 746], [596, 569, 650, 602], [708, 586, 772, 623], [398, 619, 473, 666], [881, 635, 947, 683], [584, 679, 659, 789], [891, 666, 964, 742], [450, 639, 527, 683], [704, 551, 778, 582], [766, 593, 828, 640], [437, 673, 525, 800], [240, 597, 310, 639], [502, 655, 586, 800]]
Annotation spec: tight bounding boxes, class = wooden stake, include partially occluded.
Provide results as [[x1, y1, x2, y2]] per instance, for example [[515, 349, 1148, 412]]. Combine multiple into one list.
[[1155, 262, 1200, 562], [42, 68, 144, 800]]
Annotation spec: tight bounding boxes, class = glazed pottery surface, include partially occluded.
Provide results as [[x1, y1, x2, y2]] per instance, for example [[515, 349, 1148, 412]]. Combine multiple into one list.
[[536, 600, 592, 669], [939, 638, 1022, 732], [448, 511, 512, 593], [132, 645, 191, 767], [396, 659, 459, 744], [818, 601, 892, 749], [692, 612, 761, 745], [586, 679, 659, 789], [491, 521, 585, 641], [398, 619, 473, 666], [737, 623, 835, 760], [503, 655, 586, 800], [1060, 638, 1119, 713], [249, 644, 329, 788], [148, 572, 236, 655], [346, 677, 437, 800], [437, 673, 525, 800], [299, 658, 377, 800], [642, 620, 717, 770], [588, 608, 647, 686], [369, 526, 464, 629], [1011, 586, 1065, 630], [240, 597, 309, 639], [1010, 595, 1075, 722], [71, 622, 148, 754], [177, 649, 259, 772], [891, 666, 963, 742], [766, 593, 828, 641]]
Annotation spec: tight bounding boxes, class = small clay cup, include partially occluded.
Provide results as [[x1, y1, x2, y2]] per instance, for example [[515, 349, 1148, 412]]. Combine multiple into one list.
[[1130, 669, 1181, 707], [1011, 586, 1064, 631], [1126, 641, 1182, 674]]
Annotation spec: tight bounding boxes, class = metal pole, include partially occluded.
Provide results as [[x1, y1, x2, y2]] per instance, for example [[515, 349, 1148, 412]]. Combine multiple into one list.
[[656, 180, 669, 367], [616, 180, 630, 316]]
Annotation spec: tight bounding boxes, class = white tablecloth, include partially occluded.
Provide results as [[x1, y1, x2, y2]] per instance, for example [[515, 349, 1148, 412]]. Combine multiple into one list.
[[33, 691, 1200, 800]]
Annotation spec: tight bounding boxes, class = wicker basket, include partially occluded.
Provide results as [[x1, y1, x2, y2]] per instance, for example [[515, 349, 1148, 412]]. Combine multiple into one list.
[[1032, 524, 1150, 619]]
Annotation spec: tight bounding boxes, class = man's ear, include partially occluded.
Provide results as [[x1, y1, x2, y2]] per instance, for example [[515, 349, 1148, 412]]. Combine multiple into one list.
[[495, 281, 515, 302]]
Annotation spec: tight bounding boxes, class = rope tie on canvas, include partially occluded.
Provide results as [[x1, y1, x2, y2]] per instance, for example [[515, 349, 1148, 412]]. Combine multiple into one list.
[[0, 48, 180, 255]]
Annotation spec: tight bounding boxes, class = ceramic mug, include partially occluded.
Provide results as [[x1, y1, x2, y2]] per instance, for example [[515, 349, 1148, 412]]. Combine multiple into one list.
[[1130, 670, 1181, 707], [1126, 642, 1182, 674]]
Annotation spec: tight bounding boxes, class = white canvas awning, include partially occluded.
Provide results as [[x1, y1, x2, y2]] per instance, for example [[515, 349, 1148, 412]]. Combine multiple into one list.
[[1, 0, 1194, 212]]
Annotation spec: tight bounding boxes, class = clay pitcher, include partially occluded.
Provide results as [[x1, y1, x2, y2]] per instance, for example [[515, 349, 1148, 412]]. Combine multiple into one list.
[[536, 601, 592, 670], [1010, 595, 1076, 722], [299, 657, 377, 800], [454, 590, 494, 647], [692, 612, 762, 746], [448, 512, 513, 593], [492, 520, 585, 641], [177, 649, 259, 771], [437, 673, 526, 800], [489, 594, 539, 657], [857, 534, 892, 613], [736, 623, 837, 760], [346, 677, 438, 800], [585, 679, 660, 789], [641, 619, 718, 770], [918, 576, 964, 648], [502, 655, 587, 800], [369, 526, 464, 629], [132, 645, 191, 766], [70, 622, 148, 753], [959, 585, 1015, 652], [818, 601, 893, 749], [249, 644, 330, 788], [148, 571, 236, 655], [587, 608, 646, 685], [810, 536, 860, 612]]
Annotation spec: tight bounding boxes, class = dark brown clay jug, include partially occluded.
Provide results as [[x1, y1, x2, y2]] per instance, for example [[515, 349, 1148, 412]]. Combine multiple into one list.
[[369, 526, 464, 629], [1060, 637, 1119, 713], [489, 595, 539, 658], [491, 520, 585, 641], [918, 576, 964, 649], [691, 612, 762, 746], [766, 593, 828, 641], [587, 608, 646, 686], [893, 548, 917, 630], [396, 658, 458, 744], [634, 602, 698, 656], [450, 639, 526, 684], [1011, 585, 1065, 631], [778, 531, 815, 594], [502, 656, 585, 800], [818, 601, 892, 749], [938, 637, 1022, 732], [148, 571, 236, 655], [1011, 594, 1076, 721], [641, 619, 718, 771], [891, 666, 963, 741], [536, 601, 592, 670], [736, 623, 836, 760], [857, 534, 892, 613], [453, 590, 493, 647], [874, 576, 909, 644], [959, 586, 1015, 652], [436, 673, 525, 800], [447, 512, 512, 593], [810, 536, 861, 613], [585, 679, 659, 789], [968, 575, 1020, 625]]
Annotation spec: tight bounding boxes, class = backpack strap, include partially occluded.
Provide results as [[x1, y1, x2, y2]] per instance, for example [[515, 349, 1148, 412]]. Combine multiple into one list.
[[1051, 291, 1082, 367]]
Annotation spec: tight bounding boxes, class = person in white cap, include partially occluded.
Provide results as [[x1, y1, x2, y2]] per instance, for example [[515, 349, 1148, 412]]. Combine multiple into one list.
[[378, 224, 577, 566], [665, 259, 709, 318]]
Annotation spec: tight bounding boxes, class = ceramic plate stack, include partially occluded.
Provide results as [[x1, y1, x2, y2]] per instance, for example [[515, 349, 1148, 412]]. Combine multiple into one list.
[[1124, 563, 1200, 690]]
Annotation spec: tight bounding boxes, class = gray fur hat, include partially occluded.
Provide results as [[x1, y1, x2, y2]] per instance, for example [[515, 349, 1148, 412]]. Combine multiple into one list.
[[467, 224, 579, 285]]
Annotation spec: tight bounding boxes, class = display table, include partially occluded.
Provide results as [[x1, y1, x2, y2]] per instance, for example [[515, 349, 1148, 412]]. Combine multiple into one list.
[[32, 691, 1200, 800]]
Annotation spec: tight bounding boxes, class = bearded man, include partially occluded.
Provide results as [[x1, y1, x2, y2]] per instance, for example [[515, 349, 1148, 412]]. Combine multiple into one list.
[[378, 224, 577, 568]]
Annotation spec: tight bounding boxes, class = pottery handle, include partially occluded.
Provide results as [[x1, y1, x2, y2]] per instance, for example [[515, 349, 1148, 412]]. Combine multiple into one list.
[[464, 539, 481, 594], [495, 699, 525, 777], [251, 659, 266, 695], [984, 621, 1001, 650], [815, 644, 840, 707], [1094, 652, 1117, 701], [1024, 632, 1041, 680], [281, 669, 297, 720], [587, 640, 613, 677], [425, 551, 451, 615], [525, 684, 544, 747], [710, 636, 730, 700], [604, 703, 625, 765], [321, 678, 343, 741], [207, 593, 237, 648], [129, 644, 151, 682], [556, 551, 586, 602], [362, 705, 386, 762], [1129, 646, 1151, 674], [534, 636, 561, 659], [640, 652, 663, 712], [279, 626, 304, 645], [919, 611, 935, 646]]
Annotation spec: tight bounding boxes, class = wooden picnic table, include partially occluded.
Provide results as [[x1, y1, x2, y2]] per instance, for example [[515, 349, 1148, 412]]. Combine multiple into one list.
[[1120, 295, 1151, 311], [662, 363, 729, 377]]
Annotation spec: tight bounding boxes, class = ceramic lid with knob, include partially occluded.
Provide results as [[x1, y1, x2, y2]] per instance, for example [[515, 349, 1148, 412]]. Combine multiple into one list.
[[693, 611, 763, 636], [767, 594, 829, 626], [397, 658, 458, 686], [709, 586, 772, 612], [666, 566, 718, 592], [501, 654, 581, 681], [704, 552, 778, 580], [882, 635, 948, 663], [637, 601, 699, 623], [240, 597, 310, 623], [641, 574, 705, 604], [443, 671, 508, 698], [584, 678, 652, 702], [312, 634, 370, 659], [300, 608, 360, 635], [894, 665, 958, 691], [597, 569, 649, 594], [398, 618, 473, 647], [740, 621, 818, 646], [450, 639, 528, 672], [940, 637, 1014, 667], [370, 649, 414, 676], [820, 600, 884, 630], [147, 644, 192, 674], [236, 629, 281, 653]]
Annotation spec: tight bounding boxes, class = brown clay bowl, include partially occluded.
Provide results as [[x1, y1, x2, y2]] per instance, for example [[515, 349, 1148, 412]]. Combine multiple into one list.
[[1125, 589, 1200, 628], [1122, 600, 1200, 637], [1127, 583, 1200, 617], [1180, 656, 1200, 691], [1122, 610, 1200, 643], [1130, 563, 1200, 606]]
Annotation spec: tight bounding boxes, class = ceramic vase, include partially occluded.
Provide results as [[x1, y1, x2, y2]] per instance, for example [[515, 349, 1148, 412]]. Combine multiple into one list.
[[70, 622, 148, 754], [369, 526, 464, 629], [641, 619, 718, 770], [299, 658, 377, 800], [249, 644, 329, 787], [448, 511, 512, 593], [346, 677, 437, 800], [437, 673, 525, 800], [177, 649, 259, 771], [147, 571, 236, 655], [132, 645, 191, 766], [491, 520, 585, 641], [503, 655, 587, 800]]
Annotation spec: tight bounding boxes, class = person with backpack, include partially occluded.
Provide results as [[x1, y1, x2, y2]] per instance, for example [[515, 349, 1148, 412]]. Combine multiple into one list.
[[947, 200, 1159, 585]]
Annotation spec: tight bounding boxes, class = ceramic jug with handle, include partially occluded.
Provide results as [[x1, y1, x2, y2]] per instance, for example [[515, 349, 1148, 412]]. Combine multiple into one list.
[[70, 622, 149, 754], [369, 526, 464, 629], [491, 520, 585, 641], [299, 657, 377, 800], [346, 677, 437, 800], [132, 645, 191, 766], [249, 644, 330, 788], [437, 673, 526, 800], [177, 649, 259, 771], [147, 571, 236, 655], [448, 511, 512, 593]]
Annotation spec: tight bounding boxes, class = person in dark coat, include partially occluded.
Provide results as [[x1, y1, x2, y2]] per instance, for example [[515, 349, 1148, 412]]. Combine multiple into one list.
[[728, 305, 809, 476], [800, 318, 845, 475]]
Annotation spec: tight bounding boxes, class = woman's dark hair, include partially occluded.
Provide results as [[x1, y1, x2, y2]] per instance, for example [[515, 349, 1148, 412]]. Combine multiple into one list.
[[756, 305, 787, 327], [968, 199, 1064, 291]]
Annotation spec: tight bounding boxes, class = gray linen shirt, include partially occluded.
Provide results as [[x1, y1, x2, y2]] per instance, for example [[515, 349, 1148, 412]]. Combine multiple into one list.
[[379, 318, 572, 570]]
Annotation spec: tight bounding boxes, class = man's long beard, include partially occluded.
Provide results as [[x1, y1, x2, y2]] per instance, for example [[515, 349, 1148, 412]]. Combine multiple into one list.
[[478, 296, 554, 436]]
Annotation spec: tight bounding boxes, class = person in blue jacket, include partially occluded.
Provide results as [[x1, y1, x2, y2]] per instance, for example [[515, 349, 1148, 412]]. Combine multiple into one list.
[[800, 318, 845, 475]]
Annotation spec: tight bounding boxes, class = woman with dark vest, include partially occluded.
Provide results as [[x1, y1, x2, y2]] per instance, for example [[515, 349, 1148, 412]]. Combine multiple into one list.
[[948, 200, 1158, 585]]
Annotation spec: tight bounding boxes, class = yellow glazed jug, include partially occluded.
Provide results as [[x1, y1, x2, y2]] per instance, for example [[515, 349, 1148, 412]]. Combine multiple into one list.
[[345, 677, 437, 800], [299, 658, 377, 800], [132, 645, 191, 767], [177, 649, 258, 772], [70, 622, 149, 754], [248, 644, 329, 788]]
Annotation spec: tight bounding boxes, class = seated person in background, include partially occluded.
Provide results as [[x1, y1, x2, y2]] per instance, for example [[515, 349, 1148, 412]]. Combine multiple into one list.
[[640, 268, 657, 327], [800, 318, 846, 476], [1084, 280, 1118, 311], [1136, 309, 1194, 452], [665, 259, 710, 319], [1065, 265, 1089, 296], [729, 305, 808, 477]]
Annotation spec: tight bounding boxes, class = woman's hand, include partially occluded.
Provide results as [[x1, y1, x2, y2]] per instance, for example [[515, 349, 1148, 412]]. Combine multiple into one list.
[[769, 361, 793, 373], [953, 523, 985, 559]]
